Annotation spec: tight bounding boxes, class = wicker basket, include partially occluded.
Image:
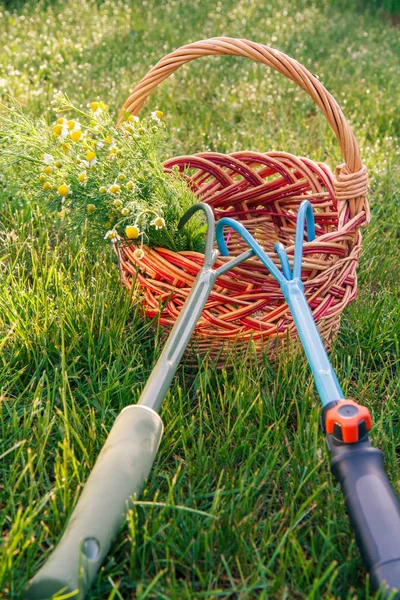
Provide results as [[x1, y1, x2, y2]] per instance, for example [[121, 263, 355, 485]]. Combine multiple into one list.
[[116, 37, 369, 361]]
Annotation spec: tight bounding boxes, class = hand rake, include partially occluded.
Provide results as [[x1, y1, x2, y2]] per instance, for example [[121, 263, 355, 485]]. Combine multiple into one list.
[[216, 200, 400, 598], [26, 203, 253, 599]]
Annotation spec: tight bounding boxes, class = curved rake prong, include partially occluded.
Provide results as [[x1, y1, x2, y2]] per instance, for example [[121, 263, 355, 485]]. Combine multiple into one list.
[[216, 201, 315, 285], [292, 200, 316, 280], [274, 242, 292, 280], [178, 202, 216, 268], [273, 200, 316, 282]]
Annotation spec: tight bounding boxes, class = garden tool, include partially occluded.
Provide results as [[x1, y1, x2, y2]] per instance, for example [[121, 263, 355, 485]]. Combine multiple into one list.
[[26, 203, 254, 600], [216, 200, 400, 597]]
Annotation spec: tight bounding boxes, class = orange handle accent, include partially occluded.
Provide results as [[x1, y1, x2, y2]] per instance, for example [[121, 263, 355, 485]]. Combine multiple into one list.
[[325, 400, 372, 443]]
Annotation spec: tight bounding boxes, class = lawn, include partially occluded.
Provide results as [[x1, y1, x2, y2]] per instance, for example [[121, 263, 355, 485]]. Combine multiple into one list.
[[0, 0, 399, 599]]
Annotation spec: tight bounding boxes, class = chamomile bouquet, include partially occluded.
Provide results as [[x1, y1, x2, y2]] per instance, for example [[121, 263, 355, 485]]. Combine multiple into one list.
[[0, 93, 201, 255]]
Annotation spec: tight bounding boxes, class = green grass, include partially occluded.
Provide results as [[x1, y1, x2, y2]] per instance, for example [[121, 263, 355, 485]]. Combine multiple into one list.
[[359, 0, 400, 16], [0, 0, 399, 598]]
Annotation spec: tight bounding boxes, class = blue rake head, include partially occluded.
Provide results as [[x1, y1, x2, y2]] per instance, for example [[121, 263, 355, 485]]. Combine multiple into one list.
[[215, 200, 344, 406], [216, 199, 316, 288]]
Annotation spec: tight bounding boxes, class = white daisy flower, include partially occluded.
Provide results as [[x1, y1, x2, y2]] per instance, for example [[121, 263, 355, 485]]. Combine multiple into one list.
[[133, 248, 145, 260], [108, 183, 121, 195], [123, 115, 140, 133], [57, 183, 71, 198], [67, 120, 81, 132], [78, 171, 87, 186], [90, 101, 108, 117], [151, 110, 163, 123], [104, 229, 118, 241], [150, 216, 166, 230], [85, 151, 97, 167], [126, 181, 137, 192], [53, 120, 69, 139]]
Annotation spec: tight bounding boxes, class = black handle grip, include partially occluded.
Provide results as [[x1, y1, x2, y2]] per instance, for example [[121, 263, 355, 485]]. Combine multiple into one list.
[[328, 435, 400, 597]]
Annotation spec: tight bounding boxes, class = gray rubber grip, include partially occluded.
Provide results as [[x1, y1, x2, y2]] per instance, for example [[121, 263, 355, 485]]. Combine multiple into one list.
[[25, 405, 163, 600]]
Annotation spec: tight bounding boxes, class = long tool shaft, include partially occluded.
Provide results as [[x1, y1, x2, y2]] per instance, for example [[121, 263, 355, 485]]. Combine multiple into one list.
[[216, 202, 400, 597], [139, 248, 253, 412], [139, 265, 217, 412], [25, 203, 252, 600], [279, 278, 343, 406]]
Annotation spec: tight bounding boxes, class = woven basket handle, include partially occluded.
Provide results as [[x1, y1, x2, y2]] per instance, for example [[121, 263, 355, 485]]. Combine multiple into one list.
[[119, 37, 368, 217]]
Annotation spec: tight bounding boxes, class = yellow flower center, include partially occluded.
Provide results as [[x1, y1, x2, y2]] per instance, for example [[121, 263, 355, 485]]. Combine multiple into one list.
[[86, 151, 96, 162], [58, 184, 70, 197], [125, 225, 140, 239], [39, 174, 46, 183], [43, 182, 51, 191], [67, 120, 76, 130], [154, 217, 165, 228], [44, 166, 52, 175], [113, 199, 122, 208], [155, 110, 163, 119], [99, 186, 107, 194], [109, 184, 121, 195], [87, 204, 96, 213], [57, 118, 66, 125], [71, 130, 82, 142], [90, 102, 100, 112], [133, 248, 145, 260], [78, 172, 87, 183], [55, 161, 62, 168], [58, 210, 66, 219], [53, 124, 63, 137]]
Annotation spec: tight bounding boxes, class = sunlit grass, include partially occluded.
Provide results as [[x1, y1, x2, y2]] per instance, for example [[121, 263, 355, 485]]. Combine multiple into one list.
[[0, 0, 399, 598]]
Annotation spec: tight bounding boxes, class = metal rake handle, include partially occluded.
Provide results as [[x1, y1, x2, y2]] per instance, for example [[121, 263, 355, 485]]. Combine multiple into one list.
[[26, 203, 253, 600]]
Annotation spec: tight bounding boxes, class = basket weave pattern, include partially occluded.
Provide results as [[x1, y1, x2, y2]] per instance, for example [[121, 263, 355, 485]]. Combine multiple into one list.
[[117, 38, 369, 360]]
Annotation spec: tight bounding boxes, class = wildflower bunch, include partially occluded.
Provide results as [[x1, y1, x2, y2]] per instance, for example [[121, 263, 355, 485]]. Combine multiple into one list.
[[0, 93, 202, 253]]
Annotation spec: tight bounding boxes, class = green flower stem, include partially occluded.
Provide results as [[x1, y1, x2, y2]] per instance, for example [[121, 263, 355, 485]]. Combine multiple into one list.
[[14, 154, 43, 165]]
